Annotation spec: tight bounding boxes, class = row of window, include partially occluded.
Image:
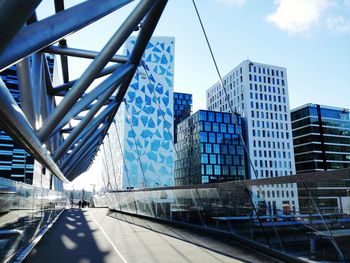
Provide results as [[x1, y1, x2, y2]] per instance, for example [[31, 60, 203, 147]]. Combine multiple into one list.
[[252, 120, 289, 130], [200, 122, 241, 134], [251, 111, 288, 121], [253, 149, 292, 160], [253, 140, 291, 151], [250, 101, 287, 113], [256, 190, 295, 199], [249, 74, 285, 86], [249, 64, 284, 77], [200, 153, 244, 165], [253, 159, 293, 170], [250, 92, 287, 105], [250, 83, 285, 95], [252, 129, 290, 140]]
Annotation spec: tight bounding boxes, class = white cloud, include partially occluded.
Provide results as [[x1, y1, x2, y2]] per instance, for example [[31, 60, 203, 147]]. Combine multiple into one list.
[[266, 0, 331, 34], [326, 15, 350, 33], [216, 0, 246, 6]]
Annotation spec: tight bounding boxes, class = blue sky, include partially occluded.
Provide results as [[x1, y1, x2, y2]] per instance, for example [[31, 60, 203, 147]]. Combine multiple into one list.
[[39, 0, 350, 112], [38, 0, 350, 189]]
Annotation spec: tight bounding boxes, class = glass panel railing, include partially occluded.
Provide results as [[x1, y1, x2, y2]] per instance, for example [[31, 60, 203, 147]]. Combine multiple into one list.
[[0, 177, 68, 263], [99, 169, 350, 262]]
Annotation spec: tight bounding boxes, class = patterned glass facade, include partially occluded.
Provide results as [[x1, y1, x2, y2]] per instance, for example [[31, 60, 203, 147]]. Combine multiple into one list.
[[107, 36, 175, 189], [173, 92, 192, 143], [291, 104, 350, 173], [174, 110, 245, 186]]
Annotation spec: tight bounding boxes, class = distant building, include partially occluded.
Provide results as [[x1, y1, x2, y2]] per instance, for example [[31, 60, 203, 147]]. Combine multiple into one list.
[[291, 104, 350, 173], [107, 36, 175, 189], [207, 60, 298, 215], [173, 92, 192, 143], [174, 110, 245, 186], [291, 104, 350, 213]]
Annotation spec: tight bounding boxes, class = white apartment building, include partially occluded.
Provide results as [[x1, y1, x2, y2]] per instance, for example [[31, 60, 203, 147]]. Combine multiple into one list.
[[207, 60, 299, 215]]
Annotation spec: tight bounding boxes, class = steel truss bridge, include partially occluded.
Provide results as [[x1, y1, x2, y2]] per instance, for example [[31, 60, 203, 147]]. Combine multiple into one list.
[[0, 0, 167, 182], [1, 1, 350, 263]]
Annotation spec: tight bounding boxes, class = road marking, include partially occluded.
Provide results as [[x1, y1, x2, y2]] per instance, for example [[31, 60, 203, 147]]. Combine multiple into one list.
[[89, 211, 128, 263]]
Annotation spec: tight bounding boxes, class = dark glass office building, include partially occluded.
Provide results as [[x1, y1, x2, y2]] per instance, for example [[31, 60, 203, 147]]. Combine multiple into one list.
[[0, 57, 55, 184], [174, 110, 245, 186], [291, 104, 350, 173], [173, 92, 192, 143]]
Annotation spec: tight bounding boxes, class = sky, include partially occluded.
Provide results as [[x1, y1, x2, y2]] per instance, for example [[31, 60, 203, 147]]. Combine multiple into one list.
[[38, 0, 350, 190]]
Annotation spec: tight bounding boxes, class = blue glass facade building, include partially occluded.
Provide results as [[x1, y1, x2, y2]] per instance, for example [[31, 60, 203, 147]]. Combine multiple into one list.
[[173, 92, 192, 143], [0, 65, 35, 183], [291, 104, 350, 173], [0, 56, 60, 189], [174, 110, 245, 186]]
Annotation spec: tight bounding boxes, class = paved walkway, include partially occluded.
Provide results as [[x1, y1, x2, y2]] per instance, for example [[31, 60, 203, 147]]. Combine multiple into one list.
[[25, 208, 275, 263]]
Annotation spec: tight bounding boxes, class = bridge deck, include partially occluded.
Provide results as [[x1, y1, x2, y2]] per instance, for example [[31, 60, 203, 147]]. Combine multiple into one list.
[[24, 208, 276, 263]]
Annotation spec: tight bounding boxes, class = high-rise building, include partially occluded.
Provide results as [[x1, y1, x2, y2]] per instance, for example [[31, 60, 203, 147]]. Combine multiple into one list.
[[207, 60, 298, 215], [173, 92, 192, 143], [291, 104, 350, 173], [108, 36, 175, 189], [174, 110, 245, 186]]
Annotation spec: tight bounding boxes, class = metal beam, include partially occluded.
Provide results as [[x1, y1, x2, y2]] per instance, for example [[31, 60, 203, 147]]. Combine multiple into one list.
[[43, 63, 132, 142], [43, 46, 128, 64], [63, 132, 105, 175], [0, 79, 68, 183], [16, 58, 36, 128], [54, 0, 69, 83], [61, 122, 109, 170], [66, 139, 102, 178], [0, 0, 133, 70], [52, 64, 130, 161], [52, 63, 121, 93], [62, 102, 117, 143], [0, 0, 42, 51], [37, 0, 156, 142]]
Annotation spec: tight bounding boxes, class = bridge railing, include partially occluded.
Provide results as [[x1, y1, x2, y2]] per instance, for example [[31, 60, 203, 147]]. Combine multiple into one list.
[[0, 177, 68, 263], [102, 169, 350, 262]]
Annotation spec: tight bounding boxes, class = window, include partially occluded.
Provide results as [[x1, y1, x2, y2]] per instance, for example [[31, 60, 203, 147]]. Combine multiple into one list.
[[200, 132, 207, 142], [214, 165, 221, 175], [208, 133, 215, 143], [201, 154, 208, 164], [204, 122, 211, 131], [220, 123, 227, 133], [216, 112, 222, 122], [210, 154, 216, 164], [205, 143, 212, 153], [206, 165, 213, 175], [213, 144, 220, 154]]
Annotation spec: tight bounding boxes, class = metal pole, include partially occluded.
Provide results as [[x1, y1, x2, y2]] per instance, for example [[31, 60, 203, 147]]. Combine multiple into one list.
[[43, 46, 128, 64], [31, 53, 44, 130], [0, 0, 133, 70], [37, 0, 156, 142], [16, 58, 36, 128]]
